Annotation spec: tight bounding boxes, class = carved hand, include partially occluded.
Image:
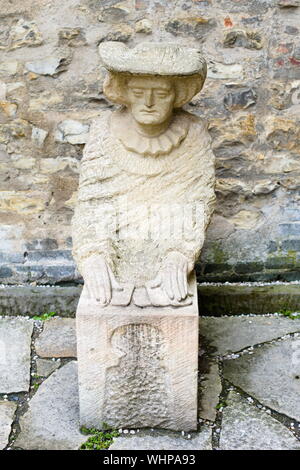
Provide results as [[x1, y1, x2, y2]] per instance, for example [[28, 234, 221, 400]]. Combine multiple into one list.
[[149, 251, 193, 302], [81, 254, 122, 305]]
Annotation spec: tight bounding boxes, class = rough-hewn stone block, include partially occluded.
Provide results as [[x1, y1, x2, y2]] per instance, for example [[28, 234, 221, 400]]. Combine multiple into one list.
[[76, 292, 199, 431]]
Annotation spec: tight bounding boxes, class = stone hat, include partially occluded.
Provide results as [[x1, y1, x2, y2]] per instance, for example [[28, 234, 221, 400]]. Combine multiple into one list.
[[98, 41, 207, 78]]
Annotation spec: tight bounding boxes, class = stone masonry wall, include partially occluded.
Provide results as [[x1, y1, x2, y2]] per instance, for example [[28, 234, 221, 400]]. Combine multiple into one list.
[[0, 0, 300, 285]]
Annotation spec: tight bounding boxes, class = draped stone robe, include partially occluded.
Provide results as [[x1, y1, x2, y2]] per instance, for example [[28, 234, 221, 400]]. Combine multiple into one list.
[[72, 109, 215, 301]]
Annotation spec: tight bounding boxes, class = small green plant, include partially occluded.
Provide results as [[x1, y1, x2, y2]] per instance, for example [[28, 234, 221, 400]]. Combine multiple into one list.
[[32, 374, 42, 380], [32, 383, 40, 391], [33, 311, 57, 321], [279, 309, 300, 320], [216, 401, 227, 410], [80, 425, 119, 450]]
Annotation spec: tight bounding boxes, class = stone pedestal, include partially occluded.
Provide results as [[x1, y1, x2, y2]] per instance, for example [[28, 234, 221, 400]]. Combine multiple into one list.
[[76, 274, 199, 431]]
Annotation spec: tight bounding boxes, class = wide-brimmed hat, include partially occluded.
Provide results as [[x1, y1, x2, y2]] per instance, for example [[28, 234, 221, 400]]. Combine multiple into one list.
[[98, 41, 207, 78]]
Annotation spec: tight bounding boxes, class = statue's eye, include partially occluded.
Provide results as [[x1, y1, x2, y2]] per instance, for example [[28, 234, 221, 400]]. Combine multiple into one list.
[[156, 91, 168, 98], [132, 89, 143, 97]]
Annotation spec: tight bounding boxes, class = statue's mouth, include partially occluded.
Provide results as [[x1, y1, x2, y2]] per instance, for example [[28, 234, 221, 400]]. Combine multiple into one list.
[[141, 109, 156, 113]]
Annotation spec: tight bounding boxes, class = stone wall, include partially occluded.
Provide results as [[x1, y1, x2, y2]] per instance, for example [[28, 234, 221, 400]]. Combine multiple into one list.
[[0, 0, 300, 285]]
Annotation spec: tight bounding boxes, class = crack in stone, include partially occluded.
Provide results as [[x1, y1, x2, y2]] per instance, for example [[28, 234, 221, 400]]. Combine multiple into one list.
[[210, 360, 227, 449], [220, 330, 300, 360]]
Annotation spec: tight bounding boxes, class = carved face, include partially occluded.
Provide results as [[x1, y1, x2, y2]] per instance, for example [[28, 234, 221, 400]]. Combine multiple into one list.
[[126, 76, 175, 126]]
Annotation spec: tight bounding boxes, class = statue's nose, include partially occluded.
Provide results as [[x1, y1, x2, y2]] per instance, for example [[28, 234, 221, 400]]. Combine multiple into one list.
[[144, 90, 154, 107]]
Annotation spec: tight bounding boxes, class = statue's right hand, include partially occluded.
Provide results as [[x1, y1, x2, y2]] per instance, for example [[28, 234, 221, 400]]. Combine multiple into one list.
[[81, 254, 119, 305]]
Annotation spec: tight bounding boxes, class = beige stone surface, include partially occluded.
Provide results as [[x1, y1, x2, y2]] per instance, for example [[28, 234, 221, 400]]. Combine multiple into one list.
[[76, 281, 199, 431], [35, 318, 76, 358], [99, 42, 207, 76], [72, 42, 215, 307], [73, 42, 215, 432]]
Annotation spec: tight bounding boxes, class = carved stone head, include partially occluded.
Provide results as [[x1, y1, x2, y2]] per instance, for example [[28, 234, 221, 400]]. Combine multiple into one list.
[[99, 42, 207, 133]]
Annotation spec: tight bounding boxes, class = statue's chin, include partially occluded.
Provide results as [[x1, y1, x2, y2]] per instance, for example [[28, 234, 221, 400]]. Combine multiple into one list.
[[134, 115, 161, 125]]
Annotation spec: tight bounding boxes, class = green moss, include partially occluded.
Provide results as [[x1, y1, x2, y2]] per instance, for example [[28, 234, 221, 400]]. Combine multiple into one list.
[[80, 425, 120, 450], [32, 311, 57, 321], [32, 374, 42, 380], [279, 309, 300, 320], [216, 401, 228, 410]]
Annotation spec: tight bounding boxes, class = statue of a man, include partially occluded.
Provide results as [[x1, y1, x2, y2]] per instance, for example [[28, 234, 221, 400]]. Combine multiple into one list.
[[72, 42, 216, 308]]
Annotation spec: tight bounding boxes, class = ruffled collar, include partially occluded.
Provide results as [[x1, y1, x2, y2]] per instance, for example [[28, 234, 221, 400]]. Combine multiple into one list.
[[110, 110, 189, 157]]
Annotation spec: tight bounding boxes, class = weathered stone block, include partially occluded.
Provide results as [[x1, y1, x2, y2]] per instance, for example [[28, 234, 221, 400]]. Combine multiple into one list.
[[220, 391, 300, 450], [25, 52, 72, 76], [0, 266, 13, 278], [76, 286, 199, 431], [165, 17, 216, 40], [0, 285, 81, 317], [25, 238, 58, 251], [26, 249, 73, 263], [203, 262, 233, 274], [0, 252, 24, 264], [35, 318, 76, 358], [14, 361, 86, 450], [0, 401, 17, 449], [279, 271, 300, 281], [277, 0, 299, 7], [43, 266, 76, 283], [9, 19, 43, 50], [223, 30, 263, 50], [282, 239, 300, 251], [235, 261, 264, 274], [224, 88, 257, 111], [265, 256, 295, 269], [0, 318, 33, 393]]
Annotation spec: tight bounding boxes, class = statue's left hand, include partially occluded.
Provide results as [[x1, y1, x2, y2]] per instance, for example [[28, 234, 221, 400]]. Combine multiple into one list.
[[148, 251, 193, 302], [81, 254, 122, 305]]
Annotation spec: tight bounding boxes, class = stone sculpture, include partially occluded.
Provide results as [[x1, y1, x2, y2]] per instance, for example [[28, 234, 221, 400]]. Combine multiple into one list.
[[72, 42, 216, 431]]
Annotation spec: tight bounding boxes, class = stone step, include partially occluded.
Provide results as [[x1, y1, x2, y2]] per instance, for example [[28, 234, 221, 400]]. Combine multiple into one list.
[[0, 283, 300, 317]]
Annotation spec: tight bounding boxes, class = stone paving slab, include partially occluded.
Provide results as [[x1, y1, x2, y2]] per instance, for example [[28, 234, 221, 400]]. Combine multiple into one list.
[[223, 337, 300, 422], [0, 401, 17, 449], [35, 318, 76, 358], [200, 315, 300, 355], [14, 361, 86, 450], [0, 318, 33, 393], [219, 391, 300, 450], [36, 358, 61, 377], [0, 314, 297, 450], [110, 427, 212, 450]]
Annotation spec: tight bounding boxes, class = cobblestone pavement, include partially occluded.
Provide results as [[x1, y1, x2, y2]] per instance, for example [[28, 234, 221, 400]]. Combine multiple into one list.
[[0, 314, 300, 450]]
